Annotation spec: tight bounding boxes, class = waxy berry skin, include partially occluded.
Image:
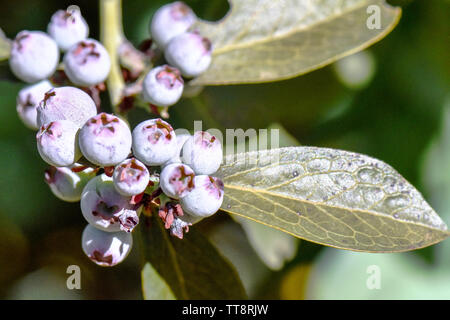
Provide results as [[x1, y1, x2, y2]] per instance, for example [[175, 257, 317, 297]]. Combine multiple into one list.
[[47, 7, 89, 51], [113, 158, 150, 197], [44, 164, 96, 202], [16, 80, 53, 130], [82, 224, 133, 267], [150, 1, 196, 49], [36, 86, 97, 128], [165, 32, 212, 78], [132, 119, 177, 166], [80, 174, 139, 233], [142, 65, 184, 107], [64, 39, 111, 86], [160, 163, 195, 199], [181, 131, 222, 175], [9, 31, 60, 83], [78, 113, 132, 167], [36, 120, 81, 167], [180, 175, 224, 217]]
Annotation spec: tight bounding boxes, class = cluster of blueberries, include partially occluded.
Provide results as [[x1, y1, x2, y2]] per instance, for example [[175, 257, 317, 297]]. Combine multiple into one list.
[[10, 3, 223, 267]]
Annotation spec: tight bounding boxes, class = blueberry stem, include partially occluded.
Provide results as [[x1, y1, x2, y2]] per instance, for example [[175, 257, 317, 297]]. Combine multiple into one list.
[[100, 0, 125, 114]]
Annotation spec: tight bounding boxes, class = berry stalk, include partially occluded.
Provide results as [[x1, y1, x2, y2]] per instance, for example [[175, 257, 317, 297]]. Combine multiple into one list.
[[99, 0, 125, 113]]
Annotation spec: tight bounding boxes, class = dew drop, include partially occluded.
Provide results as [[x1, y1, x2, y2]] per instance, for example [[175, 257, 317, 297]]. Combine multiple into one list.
[[292, 171, 299, 177]]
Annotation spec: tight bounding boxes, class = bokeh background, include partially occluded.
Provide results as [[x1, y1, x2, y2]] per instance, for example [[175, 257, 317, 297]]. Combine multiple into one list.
[[0, 0, 449, 299]]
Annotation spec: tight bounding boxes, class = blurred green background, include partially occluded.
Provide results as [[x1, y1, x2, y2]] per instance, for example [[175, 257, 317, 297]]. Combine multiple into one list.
[[0, 0, 449, 299]]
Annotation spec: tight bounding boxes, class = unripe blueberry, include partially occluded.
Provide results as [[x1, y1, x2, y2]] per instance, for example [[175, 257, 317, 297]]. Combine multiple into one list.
[[163, 133, 191, 167], [113, 158, 150, 196], [132, 119, 177, 166], [36, 86, 97, 128], [44, 164, 95, 202], [165, 31, 212, 77], [150, 1, 196, 49], [64, 39, 111, 86], [160, 163, 195, 199], [142, 65, 184, 107], [181, 131, 222, 175], [47, 7, 89, 51], [9, 31, 60, 83], [81, 174, 139, 232], [79, 113, 132, 166], [82, 224, 132, 267], [180, 175, 224, 218], [16, 80, 53, 130], [36, 120, 81, 167]]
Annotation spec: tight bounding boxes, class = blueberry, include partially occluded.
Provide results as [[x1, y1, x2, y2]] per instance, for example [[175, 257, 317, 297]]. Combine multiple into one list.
[[181, 131, 222, 175], [132, 118, 177, 166], [160, 163, 195, 199], [150, 1, 196, 49], [82, 224, 133, 267], [180, 175, 224, 217], [113, 158, 150, 196], [9, 30, 59, 83], [36, 120, 81, 167], [36, 86, 97, 128], [64, 39, 111, 86], [79, 113, 132, 166], [165, 31, 212, 77], [47, 6, 89, 52], [44, 164, 96, 202], [80, 174, 140, 233], [142, 65, 184, 107], [16, 80, 53, 130]]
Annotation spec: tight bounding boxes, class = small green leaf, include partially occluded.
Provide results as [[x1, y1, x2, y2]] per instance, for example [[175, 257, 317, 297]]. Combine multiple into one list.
[[0, 28, 11, 61], [191, 0, 401, 85], [141, 263, 176, 300], [217, 147, 449, 252], [139, 214, 247, 299]]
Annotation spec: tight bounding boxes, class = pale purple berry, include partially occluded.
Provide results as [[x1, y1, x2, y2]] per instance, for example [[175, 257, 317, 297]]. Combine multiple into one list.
[[142, 65, 184, 107], [181, 131, 222, 175], [36, 120, 81, 167], [79, 113, 132, 166], [64, 39, 111, 86], [16, 80, 53, 130], [150, 1, 196, 49], [180, 175, 224, 217], [81, 174, 139, 232], [113, 158, 150, 196], [132, 119, 177, 166], [165, 31, 212, 77], [9, 31, 59, 83], [44, 164, 96, 202], [160, 163, 195, 199], [47, 7, 89, 51], [36, 86, 97, 128], [163, 133, 191, 167], [82, 224, 132, 267]]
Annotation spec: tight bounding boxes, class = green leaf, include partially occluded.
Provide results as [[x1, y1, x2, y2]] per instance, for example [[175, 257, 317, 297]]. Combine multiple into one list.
[[217, 147, 449, 252], [139, 214, 247, 299], [229, 123, 300, 270], [141, 263, 176, 300], [0, 28, 11, 61], [191, 0, 401, 85]]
